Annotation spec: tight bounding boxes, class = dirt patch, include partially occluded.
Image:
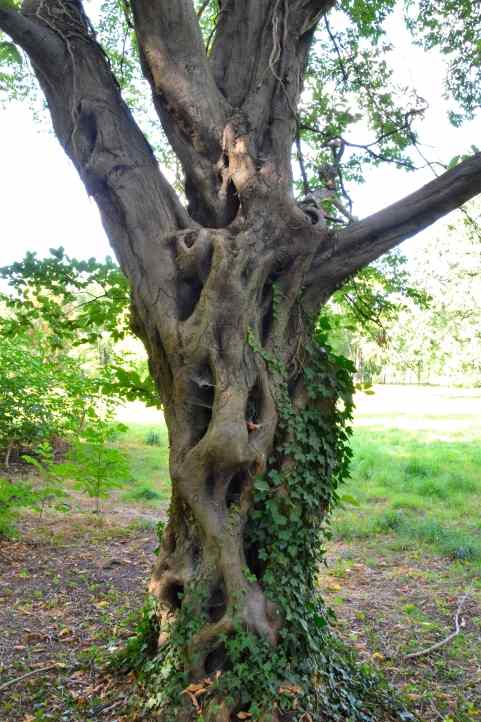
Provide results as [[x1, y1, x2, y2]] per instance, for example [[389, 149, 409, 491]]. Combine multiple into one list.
[[321, 541, 481, 722], [1, 502, 480, 721], [0, 497, 161, 722]]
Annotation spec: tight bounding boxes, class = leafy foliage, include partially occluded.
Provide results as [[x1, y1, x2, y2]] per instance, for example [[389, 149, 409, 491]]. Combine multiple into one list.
[[0, 331, 116, 462], [0, 248, 130, 346], [56, 425, 130, 513], [405, 0, 481, 124], [339, 209, 481, 385], [0, 476, 36, 536], [328, 250, 430, 345], [0, 248, 159, 406]]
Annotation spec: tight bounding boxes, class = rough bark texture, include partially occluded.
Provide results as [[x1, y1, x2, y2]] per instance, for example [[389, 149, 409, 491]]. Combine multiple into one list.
[[2, 1, 481, 719]]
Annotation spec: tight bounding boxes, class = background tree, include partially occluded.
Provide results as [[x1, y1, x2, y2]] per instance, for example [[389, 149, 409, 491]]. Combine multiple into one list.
[[336, 207, 481, 386], [1, 1, 481, 720]]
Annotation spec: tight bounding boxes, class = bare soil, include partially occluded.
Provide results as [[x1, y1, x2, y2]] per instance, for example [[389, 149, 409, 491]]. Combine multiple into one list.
[[0, 494, 160, 722]]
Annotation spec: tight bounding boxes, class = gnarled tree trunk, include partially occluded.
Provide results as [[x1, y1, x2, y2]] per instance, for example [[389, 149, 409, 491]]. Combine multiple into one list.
[[2, 1, 481, 719]]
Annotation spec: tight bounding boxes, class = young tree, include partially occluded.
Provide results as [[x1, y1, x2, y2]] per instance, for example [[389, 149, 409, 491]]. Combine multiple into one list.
[[1, 1, 480, 719]]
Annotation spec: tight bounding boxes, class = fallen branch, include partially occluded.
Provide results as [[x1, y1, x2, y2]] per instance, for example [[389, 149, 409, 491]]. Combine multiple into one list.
[[405, 593, 469, 660], [0, 664, 59, 694]]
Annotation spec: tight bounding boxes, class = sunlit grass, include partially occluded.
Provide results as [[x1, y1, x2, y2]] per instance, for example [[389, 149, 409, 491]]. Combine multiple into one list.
[[333, 385, 481, 566], [115, 387, 481, 564], [115, 403, 170, 503]]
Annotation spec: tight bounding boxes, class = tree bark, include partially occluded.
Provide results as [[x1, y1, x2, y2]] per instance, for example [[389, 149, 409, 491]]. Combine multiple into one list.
[[2, 1, 481, 719]]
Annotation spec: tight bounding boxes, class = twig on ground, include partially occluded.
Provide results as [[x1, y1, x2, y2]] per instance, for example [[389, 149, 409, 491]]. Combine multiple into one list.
[[405, 593, 469, 660], [0, 664, 59, 694], [93, 698, 125, 715]]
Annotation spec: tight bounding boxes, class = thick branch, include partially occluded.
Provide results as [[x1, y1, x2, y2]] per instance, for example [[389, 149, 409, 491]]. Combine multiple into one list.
[[0, 5, 63, 63], [307, 153, 481, 298], [131, 0, 231, 226], [5, 1, 193, 344], [211, 0, 334, 187]]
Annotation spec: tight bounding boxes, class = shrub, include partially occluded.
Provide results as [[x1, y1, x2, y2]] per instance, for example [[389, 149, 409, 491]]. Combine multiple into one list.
[[0, 477, 35, 537], [144, 430, 161, 446], [57, 425, 130, 512], [0, 333, 118, 466]]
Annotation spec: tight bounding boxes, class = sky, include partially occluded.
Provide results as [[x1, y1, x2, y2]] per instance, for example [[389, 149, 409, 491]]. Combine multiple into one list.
[[0, 8, 480, 268]]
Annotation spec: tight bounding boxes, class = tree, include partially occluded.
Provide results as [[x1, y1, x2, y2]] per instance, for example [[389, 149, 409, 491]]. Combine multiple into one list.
[[1, 1, 480, 719], [0, 330, 116, 465], [336, 208, 481, 386]]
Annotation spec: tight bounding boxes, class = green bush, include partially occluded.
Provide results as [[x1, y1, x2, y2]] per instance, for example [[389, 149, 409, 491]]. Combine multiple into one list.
[[123, 484, 161, 502], [57, 425, 130, 512], [0, 333, 118, 465], [144, 430, 161, 446], [0, 477, 35, 537]]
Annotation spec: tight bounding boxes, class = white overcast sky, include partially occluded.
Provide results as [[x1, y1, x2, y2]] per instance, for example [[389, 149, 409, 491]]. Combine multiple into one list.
[[0, 8, 480, 267]]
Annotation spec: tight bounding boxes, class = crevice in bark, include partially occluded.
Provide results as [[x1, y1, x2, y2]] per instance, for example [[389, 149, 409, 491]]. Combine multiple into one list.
[[246, 378, 263, 427], [188, 362, 215, 444], [163, 580, 185, 611], [225, 471, 246, 509], [178, 277, 204, 321], [240, 257, 256, 286], [261, 292, 274, 346], [73, 106, 98, 165], [244, 539, 264, 581], [206, 583, 227, 624], [205, 473, 216, 498], [204, 642, 228, 675]]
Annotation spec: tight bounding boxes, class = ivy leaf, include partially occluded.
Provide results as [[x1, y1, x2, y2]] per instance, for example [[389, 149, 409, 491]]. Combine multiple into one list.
[[339, 493, 360, 507], [254, 479, 270, 492], [313, 614, 328, 629]]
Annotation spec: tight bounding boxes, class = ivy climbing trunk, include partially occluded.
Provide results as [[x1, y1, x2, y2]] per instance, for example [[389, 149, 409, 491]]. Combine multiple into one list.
[[142, 214, 329, 715], [3, 0, 481, 720]]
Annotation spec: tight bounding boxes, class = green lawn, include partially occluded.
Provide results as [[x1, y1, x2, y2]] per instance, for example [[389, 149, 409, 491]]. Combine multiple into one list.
[[333, 385, 481, 567], [115, 401, 170, 504]]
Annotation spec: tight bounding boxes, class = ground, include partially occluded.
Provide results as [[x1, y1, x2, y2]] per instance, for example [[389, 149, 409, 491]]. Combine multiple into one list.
[[0, 386, 480, 722]]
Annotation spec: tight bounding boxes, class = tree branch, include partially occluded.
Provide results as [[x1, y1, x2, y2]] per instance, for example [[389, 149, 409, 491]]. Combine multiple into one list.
[[131, 0, 231, 226], [306, 153, 481, 298], [210, 0, 334, 188], [4, 1, 191, 329], [0, 5, 63, 63]]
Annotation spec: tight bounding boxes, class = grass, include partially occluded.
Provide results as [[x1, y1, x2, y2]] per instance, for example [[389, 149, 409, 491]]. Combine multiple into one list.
[[115, 401, 170, 504], [114, 386, 481, 565], [332, 385, 481, 566]]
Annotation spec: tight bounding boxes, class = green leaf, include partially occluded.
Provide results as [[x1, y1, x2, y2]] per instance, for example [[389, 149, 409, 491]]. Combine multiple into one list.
[[447, 154, 461, 170], [0, 41, 22, 65], [313, 614, 328, 629], [254, 479, 270, 492], [339, 494, 360, 507]]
